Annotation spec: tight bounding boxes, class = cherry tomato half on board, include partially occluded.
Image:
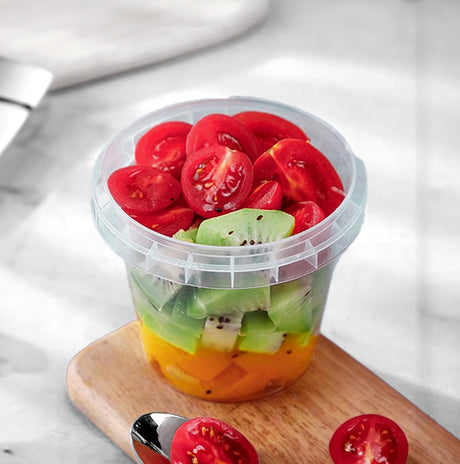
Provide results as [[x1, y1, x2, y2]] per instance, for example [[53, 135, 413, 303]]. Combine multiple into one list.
[[107, 165, 182, 215], [329, 414, 409, 464], [253, 138, 345, 215], [234, 110, 309, 156], [135, 121, 192, 179], [181, 145, 253, 218], [186, 113, 260, 162], [170, 417, 259, 464]]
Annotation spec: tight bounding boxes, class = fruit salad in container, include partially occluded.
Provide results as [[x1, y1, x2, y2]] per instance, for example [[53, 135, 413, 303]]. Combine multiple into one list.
[[91, 97, 367, 402]]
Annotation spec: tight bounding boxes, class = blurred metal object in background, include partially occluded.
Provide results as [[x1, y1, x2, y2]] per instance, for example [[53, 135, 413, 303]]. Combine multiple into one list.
[[0, 57, 52, 156]]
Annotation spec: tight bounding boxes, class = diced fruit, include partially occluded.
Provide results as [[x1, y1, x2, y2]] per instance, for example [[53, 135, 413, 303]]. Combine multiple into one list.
[[238, 311, 285, 354], [186, 286, 270, 319], [130, 278, 205, 354], [195, 208, 294, 246], [172, 218, 201, 242], [134, 121, 192, 179], [186, 113, 260, 162], [268, 277, 313, 332], [285, 200, 326, 234], [181, 145, 254, 218], [128, 269, 182, 311], [253, 138, 344, 215], [242, 180, 283, 210], [108, 165, 182, 215], [140, 306, 204, 355], [200, 313, 243, 351], [234, 110, 309, 156], [129, 196, 195, 237]]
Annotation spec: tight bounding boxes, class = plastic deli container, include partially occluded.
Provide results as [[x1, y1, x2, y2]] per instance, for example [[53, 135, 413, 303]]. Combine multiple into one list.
[[91, 97, 367, 402]]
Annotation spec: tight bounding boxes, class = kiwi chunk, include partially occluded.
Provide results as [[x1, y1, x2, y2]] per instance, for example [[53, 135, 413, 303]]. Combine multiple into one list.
[[195, 208, 294, 246], [238, 311, 285, 353], [187, 285, 270, 319], [173, 223, 199, 243], [130, 282, 205, 354], [200, 313, 243, 351], [129, 268, 181, 311], [268, 276, 313, 333]]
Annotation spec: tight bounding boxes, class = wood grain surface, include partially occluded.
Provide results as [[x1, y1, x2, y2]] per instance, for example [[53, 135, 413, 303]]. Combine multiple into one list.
[[66, 321, 460, 463]]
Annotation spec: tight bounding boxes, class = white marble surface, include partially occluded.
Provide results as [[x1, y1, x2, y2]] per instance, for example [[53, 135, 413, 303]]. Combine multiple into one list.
[[1, 0, 459, 462]]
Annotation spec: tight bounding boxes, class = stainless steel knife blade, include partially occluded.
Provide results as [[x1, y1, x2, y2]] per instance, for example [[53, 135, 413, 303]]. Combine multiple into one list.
[[0, 57, 53, 155]]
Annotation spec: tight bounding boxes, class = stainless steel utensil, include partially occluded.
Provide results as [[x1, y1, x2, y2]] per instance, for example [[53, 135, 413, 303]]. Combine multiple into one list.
[[0, 57, 52, 156], [130, 412, 188, 464]]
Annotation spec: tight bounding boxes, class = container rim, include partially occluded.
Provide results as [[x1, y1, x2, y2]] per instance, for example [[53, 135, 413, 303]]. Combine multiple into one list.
[[91, 96, 367, 287]]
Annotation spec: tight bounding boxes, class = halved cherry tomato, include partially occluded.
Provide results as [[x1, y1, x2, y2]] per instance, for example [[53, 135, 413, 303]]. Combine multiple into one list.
[[135, 121, 192, 179], [242, 180, 283, 210], [181, 145, 253, 218], [329, 414, 409, 464], [186, 114, 260, 162], [285, 201, 326, 234], [253, 138, 345, 215], [170, 417, 259, 464], [108, 165, 182, 215], [234, 110, 309, 156], [129, 197, 195, 236]]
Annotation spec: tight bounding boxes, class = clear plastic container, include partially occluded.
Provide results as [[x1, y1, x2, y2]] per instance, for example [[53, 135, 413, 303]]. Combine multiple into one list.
[[91, 96, 367, 402]]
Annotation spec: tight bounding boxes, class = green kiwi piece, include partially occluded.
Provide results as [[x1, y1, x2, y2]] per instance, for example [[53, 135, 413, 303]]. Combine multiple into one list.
[[268, 276, 313, 333], [129, 268, 182, 311], [187, 286, 270, 319], [172, 224, 199, 243], [195, 208, 295, 246], [238, 310, 285, 353], [130, 282, 205, 354], [200, 313, 244, 351]]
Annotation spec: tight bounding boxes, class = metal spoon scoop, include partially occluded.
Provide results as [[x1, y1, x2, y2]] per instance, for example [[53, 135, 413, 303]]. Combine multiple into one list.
[[130, 412, 188, 464]]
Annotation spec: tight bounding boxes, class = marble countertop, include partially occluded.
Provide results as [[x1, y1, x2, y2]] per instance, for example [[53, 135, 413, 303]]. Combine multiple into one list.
[[0, 0, 459, 462]]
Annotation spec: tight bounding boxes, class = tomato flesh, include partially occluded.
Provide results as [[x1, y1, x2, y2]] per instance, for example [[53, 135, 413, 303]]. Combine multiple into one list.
[[242, 180, 283, 210], [329, 414, 409, 464], [129, 197, 195, 237], [186, 114, 260, 162], [234, 110, 309, 156], [107, 165, 182, 215], [135, 121, 192, 179], [181, 145, 253, 218], [253, 138, 345, 215], [170, 417, 259, 464], [285, 201, 326, 234]]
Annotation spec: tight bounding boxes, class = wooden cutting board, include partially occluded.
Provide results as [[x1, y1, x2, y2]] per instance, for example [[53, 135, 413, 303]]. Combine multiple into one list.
[[66, 321, 460, 463]]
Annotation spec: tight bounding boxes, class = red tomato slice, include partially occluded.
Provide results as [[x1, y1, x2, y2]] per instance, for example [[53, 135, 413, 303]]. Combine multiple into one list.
[[285, 201, 326, 234], [253, 138, 345, 215], [234, 110, 309, 156], [170, 417, 259, 464], [242, 180, 283, 210], [135, 121, 192, 179], [186, 113, 260, 162], [108, 165, 182, 215], [129, 197, 195, 237], [329, 414, 409, 464], [181, 145, 253, 218]]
